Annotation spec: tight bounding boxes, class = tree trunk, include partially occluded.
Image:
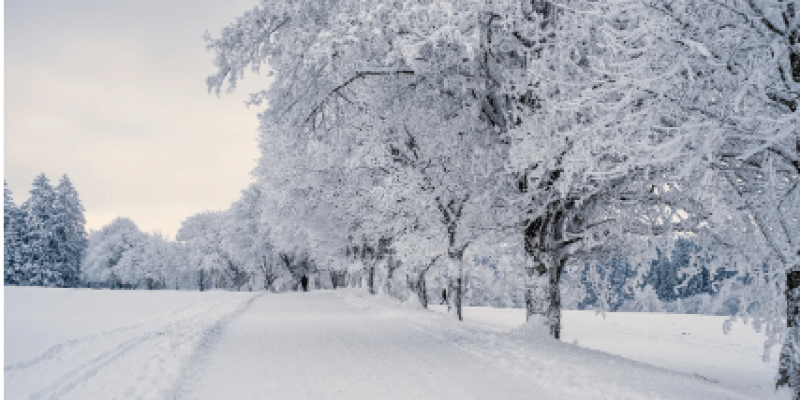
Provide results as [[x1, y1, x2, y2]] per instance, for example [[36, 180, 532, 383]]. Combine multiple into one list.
[[367, 262, 376, 295], [331, 270, 346, 289], [788, 5, 799, 85], [416, 270, 428, 309], [198, 270, 208, 292], [548, 260, 563, 339], [524, 253, 564, 338], [444, 257, 464, 320], [449, 275, 463, 321], [777, 270, 800, 397], [406, 270, 429, 308], [386, 258, 401, 298]]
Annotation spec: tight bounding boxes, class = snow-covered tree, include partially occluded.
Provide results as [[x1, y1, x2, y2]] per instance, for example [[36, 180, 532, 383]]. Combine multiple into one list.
[[53, 175, 88, 287], [432, 0, 708, 338], [116, 232, 183, 290], [204, 0, 799, 392], [19, 174, 65, 286], [222, 183, 283, 291], [206, 0, 522, 319], [4, 181, 28, 285], [6, 175, 89, 288], [83, 217, 190, 290], [177, 211, 251, 291], [485, 0, 797, 390], [596, 1, 800, 392], [82, 217, 148, 288]]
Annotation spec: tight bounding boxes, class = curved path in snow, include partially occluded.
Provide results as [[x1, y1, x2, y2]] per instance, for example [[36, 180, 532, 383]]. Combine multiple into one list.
[[178, 291, 754, 400]]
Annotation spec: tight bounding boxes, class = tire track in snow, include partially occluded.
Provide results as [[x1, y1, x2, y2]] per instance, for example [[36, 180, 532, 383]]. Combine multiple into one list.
[[5, 293, 230, 373], [171, 293, 264, 399], [6, 292, 259, 400], [4, 323, 149, 372], [25, 295, 237, 400], [28, 329, 167, 400]]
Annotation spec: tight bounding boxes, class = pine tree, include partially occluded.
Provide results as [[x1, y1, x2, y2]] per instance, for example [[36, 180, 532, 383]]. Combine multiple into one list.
[[54, 175, 88, 287], [20, 174, 61, 286], [4, 181, 28, 285]]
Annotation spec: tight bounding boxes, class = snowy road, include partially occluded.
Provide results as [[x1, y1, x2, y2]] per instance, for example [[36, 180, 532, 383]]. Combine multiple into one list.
[[179, 290, 754, 400], [178, 291, 540, 399], [6, 288, 760, 399]]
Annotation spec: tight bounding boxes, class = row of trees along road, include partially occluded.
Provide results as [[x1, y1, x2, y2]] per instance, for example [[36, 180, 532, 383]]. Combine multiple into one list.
[[204, 0, 799, 395], [4, 176, 87, 287]]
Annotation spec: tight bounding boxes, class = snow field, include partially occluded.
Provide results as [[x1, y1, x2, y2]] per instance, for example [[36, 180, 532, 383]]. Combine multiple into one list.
[[5, 287, 779, 399], [427, 305, 779, 398], [341, 290, 756, 399], [5, 287, 261, 399]]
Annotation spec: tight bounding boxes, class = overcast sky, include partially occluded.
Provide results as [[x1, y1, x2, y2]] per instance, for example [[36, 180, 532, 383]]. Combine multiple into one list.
[[5, 0, 273, 238]]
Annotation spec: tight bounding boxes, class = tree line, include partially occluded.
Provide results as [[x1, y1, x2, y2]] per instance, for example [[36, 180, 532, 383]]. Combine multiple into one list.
[[78, 185, 318, 292]]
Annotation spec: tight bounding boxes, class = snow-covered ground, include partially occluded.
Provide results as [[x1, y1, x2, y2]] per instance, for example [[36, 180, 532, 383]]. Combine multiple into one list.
[[429, 305, 779, 398], [4, 287, 260, 399], [5, 287, 779, 399]]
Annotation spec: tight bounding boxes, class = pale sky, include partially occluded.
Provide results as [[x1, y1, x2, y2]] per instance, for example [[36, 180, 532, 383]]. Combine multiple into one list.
[[5, 0, 273, 238]]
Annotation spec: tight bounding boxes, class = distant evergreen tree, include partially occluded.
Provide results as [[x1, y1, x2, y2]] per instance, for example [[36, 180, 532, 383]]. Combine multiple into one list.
[[644, 239, 733, 301], [4, 181, 28, 285], [54, 175, 88, 287], [572, 238, 738, 312], [577, 258, 639, 311], [20, 174, 61, 286], [645, 244, 689, 302]]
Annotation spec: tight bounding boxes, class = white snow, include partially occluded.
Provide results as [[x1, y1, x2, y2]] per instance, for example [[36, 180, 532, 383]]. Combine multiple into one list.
[[4, 287, 260, 399], [5, 287, 780, 399], [428, 305, 780, 399]]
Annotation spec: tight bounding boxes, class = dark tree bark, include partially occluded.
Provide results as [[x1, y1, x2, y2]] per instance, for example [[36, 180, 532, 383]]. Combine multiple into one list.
[[357, 242, 384, 296], [214, 268, 224, 289], [437, 195, 469, 321], [407, 262, 434, 309], [197, 269, 210, 292], [531, 256, 566, 337], [367, 261, 377, 295], [522, 192, 579, 339], [523, 251, 566, 338], [144, 277, 164, 291], [346, 270, 362, 288], [260, 258, 279, 292], [386, 257, 402, 298], [787, 5, 799, 85], [330, 270, 347, 289], [449, 274, 464, 321], [415, 271, 428, 308], [445, 246, 467, 320], [224, 259, 250, 291], [777, 269, 800, 398]]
